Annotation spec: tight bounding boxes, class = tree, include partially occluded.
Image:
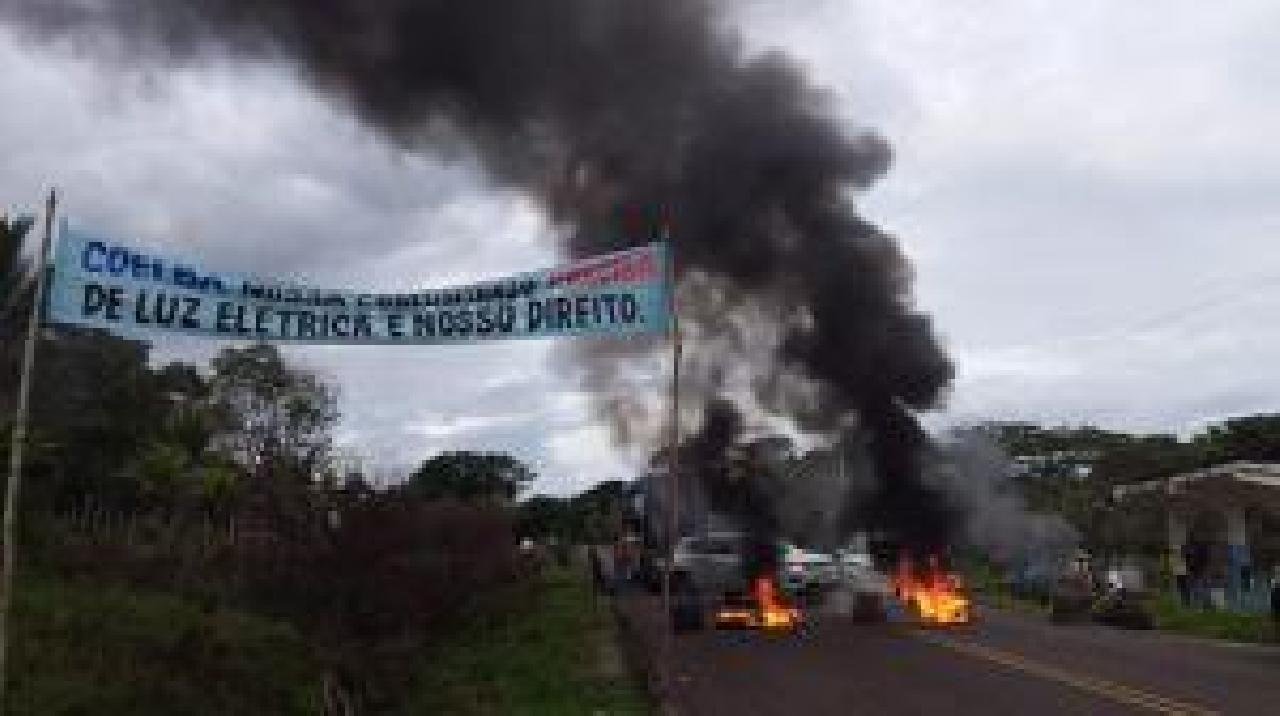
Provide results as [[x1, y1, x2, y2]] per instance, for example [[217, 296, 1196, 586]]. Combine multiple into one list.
[[518, 495, 578, 541], [154, 362, 218, 461], [1, 214, 38, 350], [517, 480, 634, 544], [209, 343, 338, 482], [0, 213, 36, 283], [407, 451, 534, 503], [1194, 414, 1280, 464], [1091, 436, 1200, 485], [14, 329, 171, 511], [976, 421, 1135, 459]]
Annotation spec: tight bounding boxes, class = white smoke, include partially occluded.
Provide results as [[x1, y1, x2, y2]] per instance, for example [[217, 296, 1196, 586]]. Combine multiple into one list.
[[927, 427, 1078, 565]]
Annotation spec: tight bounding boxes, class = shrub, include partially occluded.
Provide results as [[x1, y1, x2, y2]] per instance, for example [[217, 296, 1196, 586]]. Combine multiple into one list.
[[9, 575, 320, 715]]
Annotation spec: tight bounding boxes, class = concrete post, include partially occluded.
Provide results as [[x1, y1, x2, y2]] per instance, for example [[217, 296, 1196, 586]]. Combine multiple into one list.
[[1224, 506, 1250, 608], [1167, 510, 1190, 604]]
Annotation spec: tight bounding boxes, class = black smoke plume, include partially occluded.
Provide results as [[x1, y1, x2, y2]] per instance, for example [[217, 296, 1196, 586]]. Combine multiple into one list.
[[3, 0, 955, 547]]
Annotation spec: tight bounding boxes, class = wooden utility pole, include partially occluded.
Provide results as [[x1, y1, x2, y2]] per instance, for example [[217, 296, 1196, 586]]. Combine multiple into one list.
[[663, 316, 682, 611], [0, 188, 56, 706], [658, 220, 682, 695]]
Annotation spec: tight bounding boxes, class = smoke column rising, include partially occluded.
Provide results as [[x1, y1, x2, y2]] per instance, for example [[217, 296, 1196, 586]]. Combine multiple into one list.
[[4, 0, 955, 545]]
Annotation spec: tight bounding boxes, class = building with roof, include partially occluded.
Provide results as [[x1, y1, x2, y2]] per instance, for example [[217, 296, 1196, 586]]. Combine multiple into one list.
[[1112, 462, 1280, 611]]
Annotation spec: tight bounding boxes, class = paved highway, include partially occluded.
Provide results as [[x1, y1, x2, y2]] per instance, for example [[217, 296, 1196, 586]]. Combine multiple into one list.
[[620, 596, 1279, 715]]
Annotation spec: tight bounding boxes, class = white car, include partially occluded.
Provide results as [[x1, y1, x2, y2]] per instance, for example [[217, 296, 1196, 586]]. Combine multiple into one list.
[[781, 544, 836, 591], [834, 550, 876, 579]]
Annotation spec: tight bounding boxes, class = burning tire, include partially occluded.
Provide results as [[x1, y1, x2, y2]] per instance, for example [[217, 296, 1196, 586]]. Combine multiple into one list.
[[906, 594, 972, 626], [892, 556, 973, 626], [711, 590, 757, 630], [710, 577, 803, 632]]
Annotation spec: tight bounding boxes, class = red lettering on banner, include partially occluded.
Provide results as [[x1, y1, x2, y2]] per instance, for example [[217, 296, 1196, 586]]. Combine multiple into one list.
[[549, 249, 659, 287]]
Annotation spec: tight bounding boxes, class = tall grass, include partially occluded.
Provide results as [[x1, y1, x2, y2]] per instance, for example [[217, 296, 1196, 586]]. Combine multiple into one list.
[[403, 567, 651, 715], [8, 574, 321, 715], [1148, 595, 1277, 644], [12, 498, 532, 711]]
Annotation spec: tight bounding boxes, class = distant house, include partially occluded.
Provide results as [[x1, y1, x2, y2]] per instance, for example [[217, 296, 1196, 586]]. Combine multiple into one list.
[[1011, 450, 1101, 481]]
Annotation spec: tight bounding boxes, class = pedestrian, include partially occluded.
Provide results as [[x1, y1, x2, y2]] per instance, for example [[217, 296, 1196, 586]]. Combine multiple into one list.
[[1105, 566, 1124, 594]]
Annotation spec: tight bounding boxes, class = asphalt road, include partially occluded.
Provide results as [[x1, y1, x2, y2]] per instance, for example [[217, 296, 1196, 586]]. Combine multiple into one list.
[[619, 594, 1280, 715]]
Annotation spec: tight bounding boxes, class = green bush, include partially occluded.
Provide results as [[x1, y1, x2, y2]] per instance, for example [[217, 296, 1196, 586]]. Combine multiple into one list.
[[8, 575, 321, 714], [1147, 595, 1275, 644], [402, 568, 650, 715]]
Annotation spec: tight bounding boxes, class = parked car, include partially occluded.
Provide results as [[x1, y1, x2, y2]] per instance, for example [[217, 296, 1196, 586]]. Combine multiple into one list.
[[834, 549, 875, 579], [671, 532, 747, 591], [668, 532, 747, 632], [780, 543, 835, 593]]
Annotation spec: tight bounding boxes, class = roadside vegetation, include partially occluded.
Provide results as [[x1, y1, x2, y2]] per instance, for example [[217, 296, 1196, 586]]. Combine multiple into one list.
[[405, 567, 651, 715], [0, 322, 638, 710], [7, 574, 319, 715], [0, 325, 535, 710], [1146, 596, 1277, 645]]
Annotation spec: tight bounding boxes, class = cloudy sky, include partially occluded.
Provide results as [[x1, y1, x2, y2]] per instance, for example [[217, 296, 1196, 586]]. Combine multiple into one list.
[[3, 1, 1278, 494]]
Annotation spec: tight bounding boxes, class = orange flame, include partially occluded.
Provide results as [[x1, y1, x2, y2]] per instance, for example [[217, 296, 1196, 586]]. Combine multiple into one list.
[[892, 555, 971, 626], [713, 574, 802, 630], [753, 575, 801, 630]]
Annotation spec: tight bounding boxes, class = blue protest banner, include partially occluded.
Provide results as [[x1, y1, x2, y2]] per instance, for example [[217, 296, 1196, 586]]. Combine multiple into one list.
[[47, 223, 671, 344]]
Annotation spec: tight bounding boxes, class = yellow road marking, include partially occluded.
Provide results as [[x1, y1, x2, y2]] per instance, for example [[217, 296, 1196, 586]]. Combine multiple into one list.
[[916, 634, 1220, 716]]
